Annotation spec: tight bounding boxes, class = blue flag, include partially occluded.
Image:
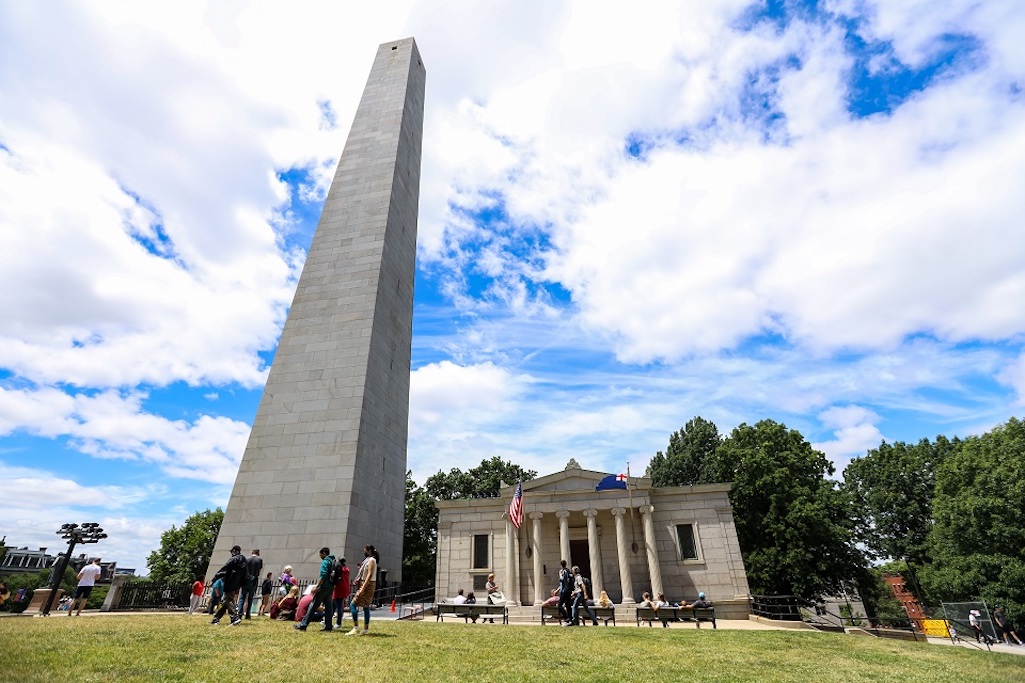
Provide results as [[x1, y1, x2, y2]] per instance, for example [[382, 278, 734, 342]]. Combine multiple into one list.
[[595, 473, 627, 491]]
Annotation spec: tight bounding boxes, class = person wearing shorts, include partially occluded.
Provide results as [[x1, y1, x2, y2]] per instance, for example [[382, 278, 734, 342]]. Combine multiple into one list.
[[69, 558, 102, 616]]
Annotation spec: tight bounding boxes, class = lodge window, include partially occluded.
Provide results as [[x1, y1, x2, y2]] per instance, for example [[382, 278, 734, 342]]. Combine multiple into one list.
[[472, 534, 489, 569], [668, 522, 702, 563]]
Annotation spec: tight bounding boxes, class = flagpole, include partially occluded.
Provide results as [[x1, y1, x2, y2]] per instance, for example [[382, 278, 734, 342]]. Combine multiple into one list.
[[627, 462, 634, 511], [627, 462, 638, 552]]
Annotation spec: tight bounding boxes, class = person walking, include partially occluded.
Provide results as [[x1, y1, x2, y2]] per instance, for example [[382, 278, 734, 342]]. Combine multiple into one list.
[[68, 557, 102, 616], [994, 607, 1024, 646], [294, 547, 336, 632], [331, 558, 350, 628], [237, 549, 263, 620], [210, 545, 247, 626], [347, 545, 378, 636], [556, 560, 574, 624], [564, 565, 598, 627], [188, 576, 205, 616]]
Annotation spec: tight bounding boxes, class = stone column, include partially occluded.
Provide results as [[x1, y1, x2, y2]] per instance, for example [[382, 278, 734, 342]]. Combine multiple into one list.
[[611, 507, 635, 603], [101, 573, 130, 612], [639, 505, 663, 598], [505, 518, 520, 605], [530, 512, 545, 605], [556, 510, 571, 565], [583, 508, 604, 596]]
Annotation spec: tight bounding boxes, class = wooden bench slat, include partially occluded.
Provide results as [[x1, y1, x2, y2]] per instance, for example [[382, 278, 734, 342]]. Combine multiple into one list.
[[540, 604, 616, 626], [635, 606, 716, 629], [434, 603, 508, 624]]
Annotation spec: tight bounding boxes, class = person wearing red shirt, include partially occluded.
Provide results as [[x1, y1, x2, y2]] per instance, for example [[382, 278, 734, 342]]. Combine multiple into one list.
[[189, 576, 205, 615], [331, 558, 351, 627]]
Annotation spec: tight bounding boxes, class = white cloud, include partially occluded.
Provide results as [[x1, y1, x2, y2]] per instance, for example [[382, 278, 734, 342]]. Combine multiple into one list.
[[0, 462, 156, 511], [811, 405, 887, 470], [2, 0, 1024, 573], [0, 461, 178, 574], [998, 353, 1025, 406], [0, 387, 250, 484]]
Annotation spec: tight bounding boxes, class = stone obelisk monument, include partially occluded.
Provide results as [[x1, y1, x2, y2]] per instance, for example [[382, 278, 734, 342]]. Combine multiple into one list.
[[209, 38, 425, 582]]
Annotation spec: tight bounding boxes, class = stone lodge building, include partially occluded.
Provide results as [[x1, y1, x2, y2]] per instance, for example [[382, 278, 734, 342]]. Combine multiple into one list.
[[435, 460, 751, 618]]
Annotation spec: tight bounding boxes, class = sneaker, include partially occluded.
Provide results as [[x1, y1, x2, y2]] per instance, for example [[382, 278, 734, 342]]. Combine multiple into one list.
[[210, 619, 220, 625], [229, 619, 242, 626], [345, 627, 361, 636], [362, 629, 369, 635], [294, 623, 307, 631]]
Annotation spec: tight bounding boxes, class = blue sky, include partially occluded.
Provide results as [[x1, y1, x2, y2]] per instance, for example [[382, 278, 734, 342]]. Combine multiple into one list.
[[1, 1, 1024, 574]]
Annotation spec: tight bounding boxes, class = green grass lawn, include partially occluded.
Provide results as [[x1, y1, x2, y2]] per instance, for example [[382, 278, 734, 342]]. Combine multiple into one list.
[[1, 616, 1022, 683]]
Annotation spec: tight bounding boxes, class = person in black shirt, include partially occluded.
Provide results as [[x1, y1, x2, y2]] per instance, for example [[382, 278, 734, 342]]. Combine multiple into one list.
[[236, 549, 263, 619], [257, 572, 273, 617], [210, 545, 247, 626]]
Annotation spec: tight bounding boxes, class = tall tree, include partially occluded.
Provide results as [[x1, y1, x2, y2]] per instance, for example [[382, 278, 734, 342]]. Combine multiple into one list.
[[842, 436, 956, 564], [646, 416, 721, 487], [920, 417, 1025, 625], [424, 456, 537, 501], [146, 508, 223, 583], [403, 472, 439, 586], [403, 457, 537, 586], [706, 419, 865, 597]]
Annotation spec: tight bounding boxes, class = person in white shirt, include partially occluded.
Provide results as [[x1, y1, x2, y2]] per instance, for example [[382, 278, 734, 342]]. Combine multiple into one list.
[[452, 588, 467, 605], [69, 558, 102, 616]]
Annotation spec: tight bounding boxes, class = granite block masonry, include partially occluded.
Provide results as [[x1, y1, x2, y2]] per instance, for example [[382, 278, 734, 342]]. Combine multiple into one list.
[[208, 38, 425, 582]]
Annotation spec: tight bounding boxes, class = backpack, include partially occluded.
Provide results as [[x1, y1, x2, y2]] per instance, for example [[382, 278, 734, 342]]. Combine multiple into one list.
[[581, 576, 592, 598], [326, 557, 342, 585]]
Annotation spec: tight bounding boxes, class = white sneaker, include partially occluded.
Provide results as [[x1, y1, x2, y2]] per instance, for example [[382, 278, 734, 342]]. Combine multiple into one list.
[[345, 627, 361, 636], [362, 628, 369, 635]]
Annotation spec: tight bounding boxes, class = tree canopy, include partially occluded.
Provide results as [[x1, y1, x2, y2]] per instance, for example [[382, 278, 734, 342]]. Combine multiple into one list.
[[646, 416, 720, 486], [704, 419, 863, 597], [919, 417, 1025, 625], [842, 436, 957, 564], [403, 457, 537, 586], [146, 508, 223, 584]]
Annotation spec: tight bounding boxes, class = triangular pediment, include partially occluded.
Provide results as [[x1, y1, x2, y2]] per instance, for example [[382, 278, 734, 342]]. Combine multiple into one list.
[[501, 459, 650, 495]]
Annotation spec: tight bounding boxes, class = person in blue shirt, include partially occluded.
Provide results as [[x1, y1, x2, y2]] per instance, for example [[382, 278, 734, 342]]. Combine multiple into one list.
[[294, 547, 336, 631]]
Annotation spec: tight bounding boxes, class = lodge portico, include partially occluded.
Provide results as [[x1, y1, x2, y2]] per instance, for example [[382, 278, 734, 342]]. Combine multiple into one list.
[[435, 460, 752, 618]]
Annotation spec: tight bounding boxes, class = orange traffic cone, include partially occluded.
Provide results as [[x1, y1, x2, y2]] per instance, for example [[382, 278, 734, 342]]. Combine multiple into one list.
[[390, 599, 396, 613]]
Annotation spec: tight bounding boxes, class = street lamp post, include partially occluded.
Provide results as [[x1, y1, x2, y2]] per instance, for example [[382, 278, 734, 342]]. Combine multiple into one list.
[[40, 523, 107, 617]]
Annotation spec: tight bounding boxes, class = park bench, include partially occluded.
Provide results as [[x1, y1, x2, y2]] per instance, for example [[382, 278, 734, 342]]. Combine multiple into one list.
[[434, 603, 509, 624], [540, 604, 616, 626], [635, 605, 716, 629]]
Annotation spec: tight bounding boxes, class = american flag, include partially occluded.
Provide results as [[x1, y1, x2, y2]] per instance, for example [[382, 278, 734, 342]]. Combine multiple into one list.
[[508, 481, 524, 529]]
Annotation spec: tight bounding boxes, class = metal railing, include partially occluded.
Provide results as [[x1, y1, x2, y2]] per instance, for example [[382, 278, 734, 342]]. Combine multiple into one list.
[[750, 594, 926, 641], [750, 595, 807, 621], [115, 580, 192, 610]]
